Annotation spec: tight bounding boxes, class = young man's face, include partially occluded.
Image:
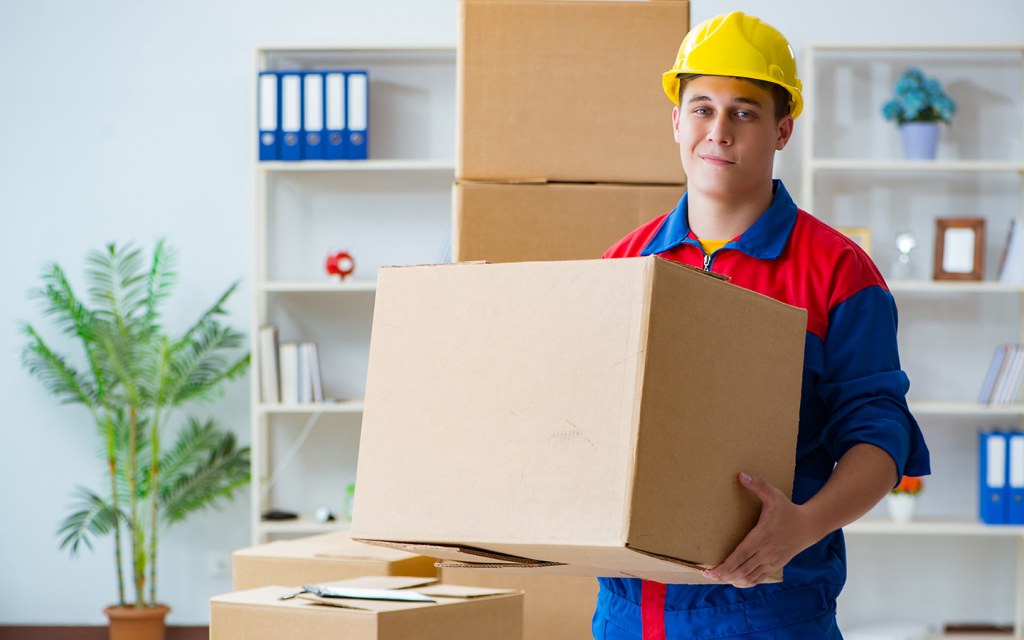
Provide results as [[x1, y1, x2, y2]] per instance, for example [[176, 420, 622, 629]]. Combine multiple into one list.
[[673, 75, 794, 202]]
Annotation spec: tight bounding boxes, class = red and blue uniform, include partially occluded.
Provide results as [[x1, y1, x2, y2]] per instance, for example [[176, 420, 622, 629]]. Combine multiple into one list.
[[594, 180, 931, 640]]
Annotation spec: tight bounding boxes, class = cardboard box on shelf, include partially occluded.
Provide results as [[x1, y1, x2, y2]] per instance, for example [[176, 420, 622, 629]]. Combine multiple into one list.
[[439, 567, 598, 640], [351, 257, 806, 583], [210, 577, 523, 640], [458, 0, 690, 184], [232, 532, 436, 591], [452, 181, 684, 263]]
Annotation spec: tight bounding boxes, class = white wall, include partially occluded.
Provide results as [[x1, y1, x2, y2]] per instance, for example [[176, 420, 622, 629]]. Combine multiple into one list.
[[1, 0, 1022, 629]]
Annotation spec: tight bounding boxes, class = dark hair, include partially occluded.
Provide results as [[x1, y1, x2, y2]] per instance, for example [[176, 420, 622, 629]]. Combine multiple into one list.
[[678, 74, 792, 121]]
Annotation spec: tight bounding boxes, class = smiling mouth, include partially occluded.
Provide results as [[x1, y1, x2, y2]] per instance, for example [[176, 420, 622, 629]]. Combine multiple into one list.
[[700, 154, 734, 165]]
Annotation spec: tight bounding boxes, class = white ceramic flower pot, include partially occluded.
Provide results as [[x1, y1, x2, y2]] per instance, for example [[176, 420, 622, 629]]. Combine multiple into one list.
[[886, 493, 918, 523]]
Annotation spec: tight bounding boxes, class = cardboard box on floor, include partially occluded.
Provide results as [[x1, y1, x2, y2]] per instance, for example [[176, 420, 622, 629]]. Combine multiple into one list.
[[210, 577, 522, 640], [231, 532, 437, 591], [439, 567, 598, 640], [458, 0, 689, 184], [351, 257, 806, 583], [453, 181, 684, 263]]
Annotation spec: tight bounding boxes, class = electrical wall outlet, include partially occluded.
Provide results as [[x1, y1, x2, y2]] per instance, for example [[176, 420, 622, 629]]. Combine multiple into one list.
[[207, 551, 231, 579]]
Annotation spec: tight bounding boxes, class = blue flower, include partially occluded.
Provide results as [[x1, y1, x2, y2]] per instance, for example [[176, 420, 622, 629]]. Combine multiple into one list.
[[881, 67, 956, 125]]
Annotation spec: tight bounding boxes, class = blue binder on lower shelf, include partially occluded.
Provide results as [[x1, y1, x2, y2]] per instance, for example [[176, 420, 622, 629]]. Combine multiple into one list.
[[1009, 432, 1024, 524], [979, 430, 1009, 524]]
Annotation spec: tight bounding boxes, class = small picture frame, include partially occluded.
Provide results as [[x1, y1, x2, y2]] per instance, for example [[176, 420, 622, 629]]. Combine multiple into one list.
[[837, 227, 873, 256], [933, 217, 985, 281]]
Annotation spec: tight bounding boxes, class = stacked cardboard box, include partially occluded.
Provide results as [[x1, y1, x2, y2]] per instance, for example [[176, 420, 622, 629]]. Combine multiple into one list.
[[351, 258, 805, 633], [450, 6, 692, 632], [211, 577, 523, 640], [231, 532, 436, 591], [453, 0, 690, 263]]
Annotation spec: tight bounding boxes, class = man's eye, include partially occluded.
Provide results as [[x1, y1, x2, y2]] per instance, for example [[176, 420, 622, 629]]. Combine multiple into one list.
[[693, 107, 711, 116]]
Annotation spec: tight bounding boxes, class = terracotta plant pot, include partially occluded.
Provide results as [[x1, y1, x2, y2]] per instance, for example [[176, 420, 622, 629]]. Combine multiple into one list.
[[104, 604, 170, 640]]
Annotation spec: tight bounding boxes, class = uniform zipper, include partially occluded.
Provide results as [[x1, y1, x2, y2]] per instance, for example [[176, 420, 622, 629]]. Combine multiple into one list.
[[703, 253, 712, 272]]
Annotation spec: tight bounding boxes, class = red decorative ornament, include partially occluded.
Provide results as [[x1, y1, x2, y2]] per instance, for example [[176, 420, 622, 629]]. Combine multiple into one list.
[[325, 251, 355, 281]]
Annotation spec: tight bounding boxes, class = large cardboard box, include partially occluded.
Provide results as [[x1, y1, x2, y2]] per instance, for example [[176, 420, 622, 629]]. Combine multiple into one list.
[[231, 532, 437, 591], [351, 257, 806, 583], [210, 578, 523, 640], [458, 0, 689, 184], [453, 181, 684, 263], [439, 568, 598, 640]]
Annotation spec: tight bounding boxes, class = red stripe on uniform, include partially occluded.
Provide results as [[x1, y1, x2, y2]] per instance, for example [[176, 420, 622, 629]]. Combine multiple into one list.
[[641, 580, 667, 639]]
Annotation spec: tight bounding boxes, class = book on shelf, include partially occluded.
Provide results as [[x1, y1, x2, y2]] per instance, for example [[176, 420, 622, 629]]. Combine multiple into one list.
[[262, 331, 326, 405], [259, 325, 280, 403], [279, 341, 300, 405], [979, 343, 1024, 405], [297, 341, 324, 403], [998, 217, 1024, 285]]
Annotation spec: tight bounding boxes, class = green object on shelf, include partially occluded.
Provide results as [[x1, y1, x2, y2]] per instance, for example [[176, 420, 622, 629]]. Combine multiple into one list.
[[344, 482, 356, 521]]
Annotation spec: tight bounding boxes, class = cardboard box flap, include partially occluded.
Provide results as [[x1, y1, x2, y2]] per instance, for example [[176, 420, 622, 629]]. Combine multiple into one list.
[[355, 538, 565, 568], [623, 544, 710, 574]]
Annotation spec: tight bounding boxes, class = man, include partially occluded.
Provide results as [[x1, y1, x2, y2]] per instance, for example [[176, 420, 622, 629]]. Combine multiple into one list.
[[594, 12, 930, 639]]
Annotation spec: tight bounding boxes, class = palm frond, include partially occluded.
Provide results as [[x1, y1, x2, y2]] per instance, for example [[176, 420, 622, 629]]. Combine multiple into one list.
[[20, 325, 98, 405], [156, 417, 224, 489], [57, 486, 123, 556], [144, 238, 178, 333], [34, 262, 96, 341], [159, 419, 250, 525], [177, 281, 239, 346], [168, 322, 248, 404], [87, 243, 149, 331]]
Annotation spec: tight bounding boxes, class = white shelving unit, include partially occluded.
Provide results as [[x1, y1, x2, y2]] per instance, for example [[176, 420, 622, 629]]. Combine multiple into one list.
[[250, 45, 456, 544], [803, 43, 1024, 637]]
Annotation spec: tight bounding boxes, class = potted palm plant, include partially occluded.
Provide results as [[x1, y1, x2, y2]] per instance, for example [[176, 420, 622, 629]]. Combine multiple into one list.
[[21, 239, 251, 640]]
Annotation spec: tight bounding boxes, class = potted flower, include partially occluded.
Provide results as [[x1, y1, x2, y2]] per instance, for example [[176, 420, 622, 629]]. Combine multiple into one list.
[[886, 475, 923, 523], [882, 67, 957, 160], [20, 240, 251, 640]]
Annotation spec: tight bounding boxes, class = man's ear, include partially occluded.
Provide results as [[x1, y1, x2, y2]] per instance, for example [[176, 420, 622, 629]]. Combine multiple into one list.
[[776, 115, 794, 151], [672, 106, 682, 143]]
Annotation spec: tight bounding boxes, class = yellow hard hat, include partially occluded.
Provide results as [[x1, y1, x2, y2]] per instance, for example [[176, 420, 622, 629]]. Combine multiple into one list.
[[662, 11, 803, 119]]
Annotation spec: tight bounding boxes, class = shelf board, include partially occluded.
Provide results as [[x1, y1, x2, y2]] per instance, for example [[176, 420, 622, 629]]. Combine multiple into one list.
[[257, 516, 352, 535], [846, 518, 1024, 536], [809, 158, 1024, 173], [259, 400, 365, 414], [889, 280, 1024, 294], [257, 159, 455, 173], [908, 401, 1024, 416], [260, 280, 377, 294], [807, 42, 1024, 53]]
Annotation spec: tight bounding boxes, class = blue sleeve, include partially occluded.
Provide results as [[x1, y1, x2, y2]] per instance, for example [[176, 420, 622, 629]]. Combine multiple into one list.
[[816, 286, 931, 479]]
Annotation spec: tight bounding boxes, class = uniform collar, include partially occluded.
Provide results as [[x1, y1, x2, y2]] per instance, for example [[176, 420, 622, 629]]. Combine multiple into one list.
[[640, 179, 798, 260]]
